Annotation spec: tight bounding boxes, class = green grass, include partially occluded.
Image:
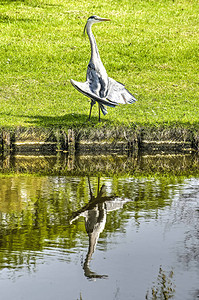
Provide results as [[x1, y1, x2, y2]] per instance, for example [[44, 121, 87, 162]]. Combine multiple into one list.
[[0, 0, 198, 129]]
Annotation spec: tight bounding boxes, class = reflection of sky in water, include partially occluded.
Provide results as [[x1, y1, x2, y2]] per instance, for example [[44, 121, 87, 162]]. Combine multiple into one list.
[[0, 176, 198, 300]]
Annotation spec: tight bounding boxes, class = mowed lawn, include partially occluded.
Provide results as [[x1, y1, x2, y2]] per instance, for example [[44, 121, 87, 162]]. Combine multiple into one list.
[[0, 0, 198, 128]]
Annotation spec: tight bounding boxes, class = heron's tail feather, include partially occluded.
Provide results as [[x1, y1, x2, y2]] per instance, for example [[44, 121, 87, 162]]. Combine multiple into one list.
[[100, 104, 108, 116]]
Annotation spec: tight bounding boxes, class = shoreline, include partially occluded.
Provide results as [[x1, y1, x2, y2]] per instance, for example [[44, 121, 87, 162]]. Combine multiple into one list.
[[0, 125, 198, 156], [0, 151, 198, 177]]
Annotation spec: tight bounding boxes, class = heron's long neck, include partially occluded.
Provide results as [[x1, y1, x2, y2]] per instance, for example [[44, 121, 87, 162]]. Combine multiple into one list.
[[86, 25, 101, 64]]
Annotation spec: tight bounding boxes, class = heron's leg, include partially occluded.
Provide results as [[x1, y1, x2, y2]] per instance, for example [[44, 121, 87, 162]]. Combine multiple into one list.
[[98, 103, 101, 122], [88, 100, 95, 121]]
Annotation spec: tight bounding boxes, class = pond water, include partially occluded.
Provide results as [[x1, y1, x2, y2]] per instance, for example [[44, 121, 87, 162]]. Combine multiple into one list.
[[0, 158, 199, 299]]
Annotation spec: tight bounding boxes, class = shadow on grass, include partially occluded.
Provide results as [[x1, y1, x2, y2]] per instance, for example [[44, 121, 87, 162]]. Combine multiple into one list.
[[24, 113, 114, 128], [1, 112, 198, 130]]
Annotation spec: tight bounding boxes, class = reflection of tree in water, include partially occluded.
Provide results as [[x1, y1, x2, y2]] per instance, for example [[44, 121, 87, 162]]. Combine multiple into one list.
[[146, 267, 175, 300], [1, 173, 195, 294], [146, 179, 199, 300], [70, 177, 130, 280], [0, 175, 176, 275], [171, 181, 199, 268]]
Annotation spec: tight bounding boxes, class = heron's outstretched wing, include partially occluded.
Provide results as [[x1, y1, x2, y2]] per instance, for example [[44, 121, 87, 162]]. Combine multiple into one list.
[[107, 77, 137, 104], [70, 79, 118, 108]]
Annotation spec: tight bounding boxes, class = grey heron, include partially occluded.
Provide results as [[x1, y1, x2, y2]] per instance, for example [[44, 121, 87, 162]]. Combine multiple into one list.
[[70, 15, 137, 122]]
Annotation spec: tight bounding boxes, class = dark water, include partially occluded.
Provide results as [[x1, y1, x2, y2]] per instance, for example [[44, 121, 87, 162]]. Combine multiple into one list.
[[0, 173, 199, 299]]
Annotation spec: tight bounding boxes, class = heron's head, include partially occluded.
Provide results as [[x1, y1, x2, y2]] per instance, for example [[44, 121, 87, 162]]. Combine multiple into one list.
[[84, 15, 111, 34], [87, 15, 111, 23]]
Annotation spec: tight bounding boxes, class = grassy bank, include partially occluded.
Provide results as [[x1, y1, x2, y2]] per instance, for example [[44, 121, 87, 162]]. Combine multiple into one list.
[[0, 0, 198, 129]]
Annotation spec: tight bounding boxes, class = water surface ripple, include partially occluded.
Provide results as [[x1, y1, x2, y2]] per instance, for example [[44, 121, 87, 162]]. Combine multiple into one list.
[[0, 175, 198, 299]]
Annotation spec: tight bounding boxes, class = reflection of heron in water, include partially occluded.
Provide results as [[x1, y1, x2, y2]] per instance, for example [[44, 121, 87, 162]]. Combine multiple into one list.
[[70, 177, 130, 280]]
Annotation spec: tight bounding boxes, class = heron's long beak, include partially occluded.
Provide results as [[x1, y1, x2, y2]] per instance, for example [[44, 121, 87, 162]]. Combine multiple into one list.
[[99, 18, 111, 22]]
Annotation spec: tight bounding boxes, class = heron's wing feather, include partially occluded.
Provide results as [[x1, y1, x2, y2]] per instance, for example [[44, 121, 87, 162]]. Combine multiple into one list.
[[70, 79, 118, 108], [107, 77, 137, 104]]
